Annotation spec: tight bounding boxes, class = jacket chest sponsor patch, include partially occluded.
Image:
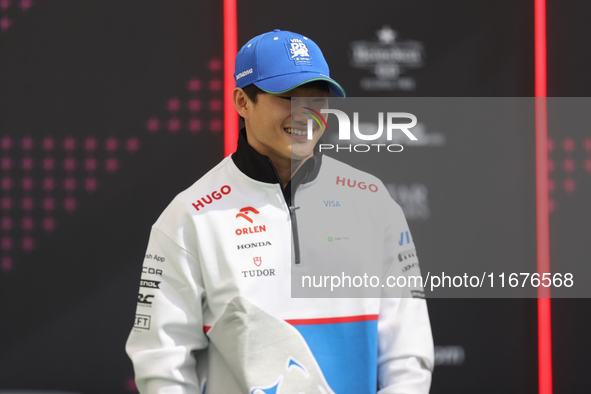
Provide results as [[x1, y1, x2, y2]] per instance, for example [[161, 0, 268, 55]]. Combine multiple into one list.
[[235, 225, 266, 236], [241, 268, 276, 278], [234, 206, 267, 235], [142, 266, 163, 276], [398, 248, 416, 262], [137, 293, 154, 307], [191, 185, 231, 212], [336, 176, 378, 192], [144, 253, 166, 263], [237, 257, 277, 278], [236, 206, 259, 223], [140, 279, 161, 289], [323, 200, 341, 207], [134, 314, 151, 330], [237, 241, 272, 250]]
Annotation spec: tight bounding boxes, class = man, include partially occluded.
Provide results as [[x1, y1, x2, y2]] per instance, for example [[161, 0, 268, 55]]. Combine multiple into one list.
[[127, 29, 433, 393]]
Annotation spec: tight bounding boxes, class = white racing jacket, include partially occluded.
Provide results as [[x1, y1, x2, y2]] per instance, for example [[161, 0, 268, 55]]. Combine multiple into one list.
[[126, 130, 434, 393]]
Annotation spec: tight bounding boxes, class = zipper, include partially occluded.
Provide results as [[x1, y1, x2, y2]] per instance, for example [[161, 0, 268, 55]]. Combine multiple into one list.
[[289, 203, 301, 265], [267, 158, 304, 266]]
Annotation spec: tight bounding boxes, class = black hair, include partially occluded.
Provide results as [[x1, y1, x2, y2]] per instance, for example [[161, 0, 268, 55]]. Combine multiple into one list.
[[238, 81, 330, 123]]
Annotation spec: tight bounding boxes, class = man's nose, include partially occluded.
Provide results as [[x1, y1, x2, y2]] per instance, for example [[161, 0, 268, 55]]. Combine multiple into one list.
[[291, 105, 309, 124]]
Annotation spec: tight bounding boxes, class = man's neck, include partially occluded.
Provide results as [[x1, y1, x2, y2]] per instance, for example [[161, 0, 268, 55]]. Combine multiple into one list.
[[270, 157, 307, 189]]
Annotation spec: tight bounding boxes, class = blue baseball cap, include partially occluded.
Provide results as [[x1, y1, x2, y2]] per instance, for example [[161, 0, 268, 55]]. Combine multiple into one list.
[[234, 29, 346, 97]]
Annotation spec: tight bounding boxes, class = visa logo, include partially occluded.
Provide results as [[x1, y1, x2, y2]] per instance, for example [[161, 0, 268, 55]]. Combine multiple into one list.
[[323, 200, 341, 207]]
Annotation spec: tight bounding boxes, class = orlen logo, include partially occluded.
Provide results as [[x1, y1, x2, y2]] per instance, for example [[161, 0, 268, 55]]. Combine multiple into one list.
[[236, 206, 259, 223], [192, 185, 231, 212], [235, 206, 266, 236], [336, 176, 378, 192], [236, 225, 266, 236]]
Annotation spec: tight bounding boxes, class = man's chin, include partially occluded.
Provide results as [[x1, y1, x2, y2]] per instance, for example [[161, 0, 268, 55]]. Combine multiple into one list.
[[290, 146, 315, 162]]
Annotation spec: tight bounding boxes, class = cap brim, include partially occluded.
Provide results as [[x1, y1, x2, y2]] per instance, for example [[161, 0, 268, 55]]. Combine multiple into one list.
[[254, 72, 346, 98]]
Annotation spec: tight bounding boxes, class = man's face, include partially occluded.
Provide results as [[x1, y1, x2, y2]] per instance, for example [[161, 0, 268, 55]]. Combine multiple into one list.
[[243, 86, 328, 167]]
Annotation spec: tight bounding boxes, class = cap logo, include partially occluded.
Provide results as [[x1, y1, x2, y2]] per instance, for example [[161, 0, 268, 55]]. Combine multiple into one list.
[[285, 38, 312, 65], [236, 68, 253, 81]]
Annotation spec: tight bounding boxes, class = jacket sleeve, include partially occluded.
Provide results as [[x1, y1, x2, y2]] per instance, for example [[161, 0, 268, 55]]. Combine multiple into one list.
[[377, 203, 434, 394], [126, 228, 208, 394]]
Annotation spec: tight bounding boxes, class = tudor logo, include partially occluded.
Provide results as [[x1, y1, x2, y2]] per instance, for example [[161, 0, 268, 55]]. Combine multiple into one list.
[[241, 269, 276, 278], [253, 257, 262, 267], [236, 206, 260, 223], [192, 185, 231, 212], [237, 241, 272, 250]]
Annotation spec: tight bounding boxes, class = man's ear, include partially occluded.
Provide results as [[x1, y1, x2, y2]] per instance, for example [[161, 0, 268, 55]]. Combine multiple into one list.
[[233, 88, 250, 120]]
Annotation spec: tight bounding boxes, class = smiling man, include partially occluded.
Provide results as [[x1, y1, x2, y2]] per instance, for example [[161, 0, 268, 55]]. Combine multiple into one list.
[[233, 83, 329, 187], [126, 29, 434, 394]]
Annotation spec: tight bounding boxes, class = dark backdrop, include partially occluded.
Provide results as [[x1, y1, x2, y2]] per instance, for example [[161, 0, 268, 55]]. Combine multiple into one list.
[[0, 1, 588, 393]]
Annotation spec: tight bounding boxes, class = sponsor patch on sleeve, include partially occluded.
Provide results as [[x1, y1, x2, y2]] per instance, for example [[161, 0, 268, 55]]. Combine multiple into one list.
[[398, 248, 416, 262]]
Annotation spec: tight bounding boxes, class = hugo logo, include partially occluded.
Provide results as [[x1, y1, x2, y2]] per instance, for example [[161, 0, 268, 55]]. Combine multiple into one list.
[[236, 206, 260, 223], [308, 109, 418, 141], [336, 176, 378, 192], [192, 185, 231, 212]]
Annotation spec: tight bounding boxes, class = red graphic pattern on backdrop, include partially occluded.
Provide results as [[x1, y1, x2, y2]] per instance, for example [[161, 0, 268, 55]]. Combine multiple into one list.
[[146, 58, 223, 135], [0, 135, 140, 272], [1, 58, 223, 274], [0, 0, 33, 33], [547, 136, 591, 213]]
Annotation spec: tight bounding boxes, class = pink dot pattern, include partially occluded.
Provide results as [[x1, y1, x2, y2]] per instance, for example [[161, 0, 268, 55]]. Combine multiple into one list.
[[547, 136, 591, 213], [2, 58, 220, 274], [0, 135, 140, 272], [146, 57, 223, 135], [0, 0, 34, 33]]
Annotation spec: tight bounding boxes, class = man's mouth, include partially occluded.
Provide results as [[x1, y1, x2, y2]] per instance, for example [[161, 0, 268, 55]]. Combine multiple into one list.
[[284, 127, 308, 136]]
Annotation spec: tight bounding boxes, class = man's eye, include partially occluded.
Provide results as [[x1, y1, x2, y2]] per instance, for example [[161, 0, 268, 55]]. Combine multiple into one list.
[[279, 96, 292, 101]]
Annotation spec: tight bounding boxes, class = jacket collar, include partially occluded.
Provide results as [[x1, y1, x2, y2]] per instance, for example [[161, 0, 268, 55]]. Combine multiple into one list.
[[231, 128, 322, 186]]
